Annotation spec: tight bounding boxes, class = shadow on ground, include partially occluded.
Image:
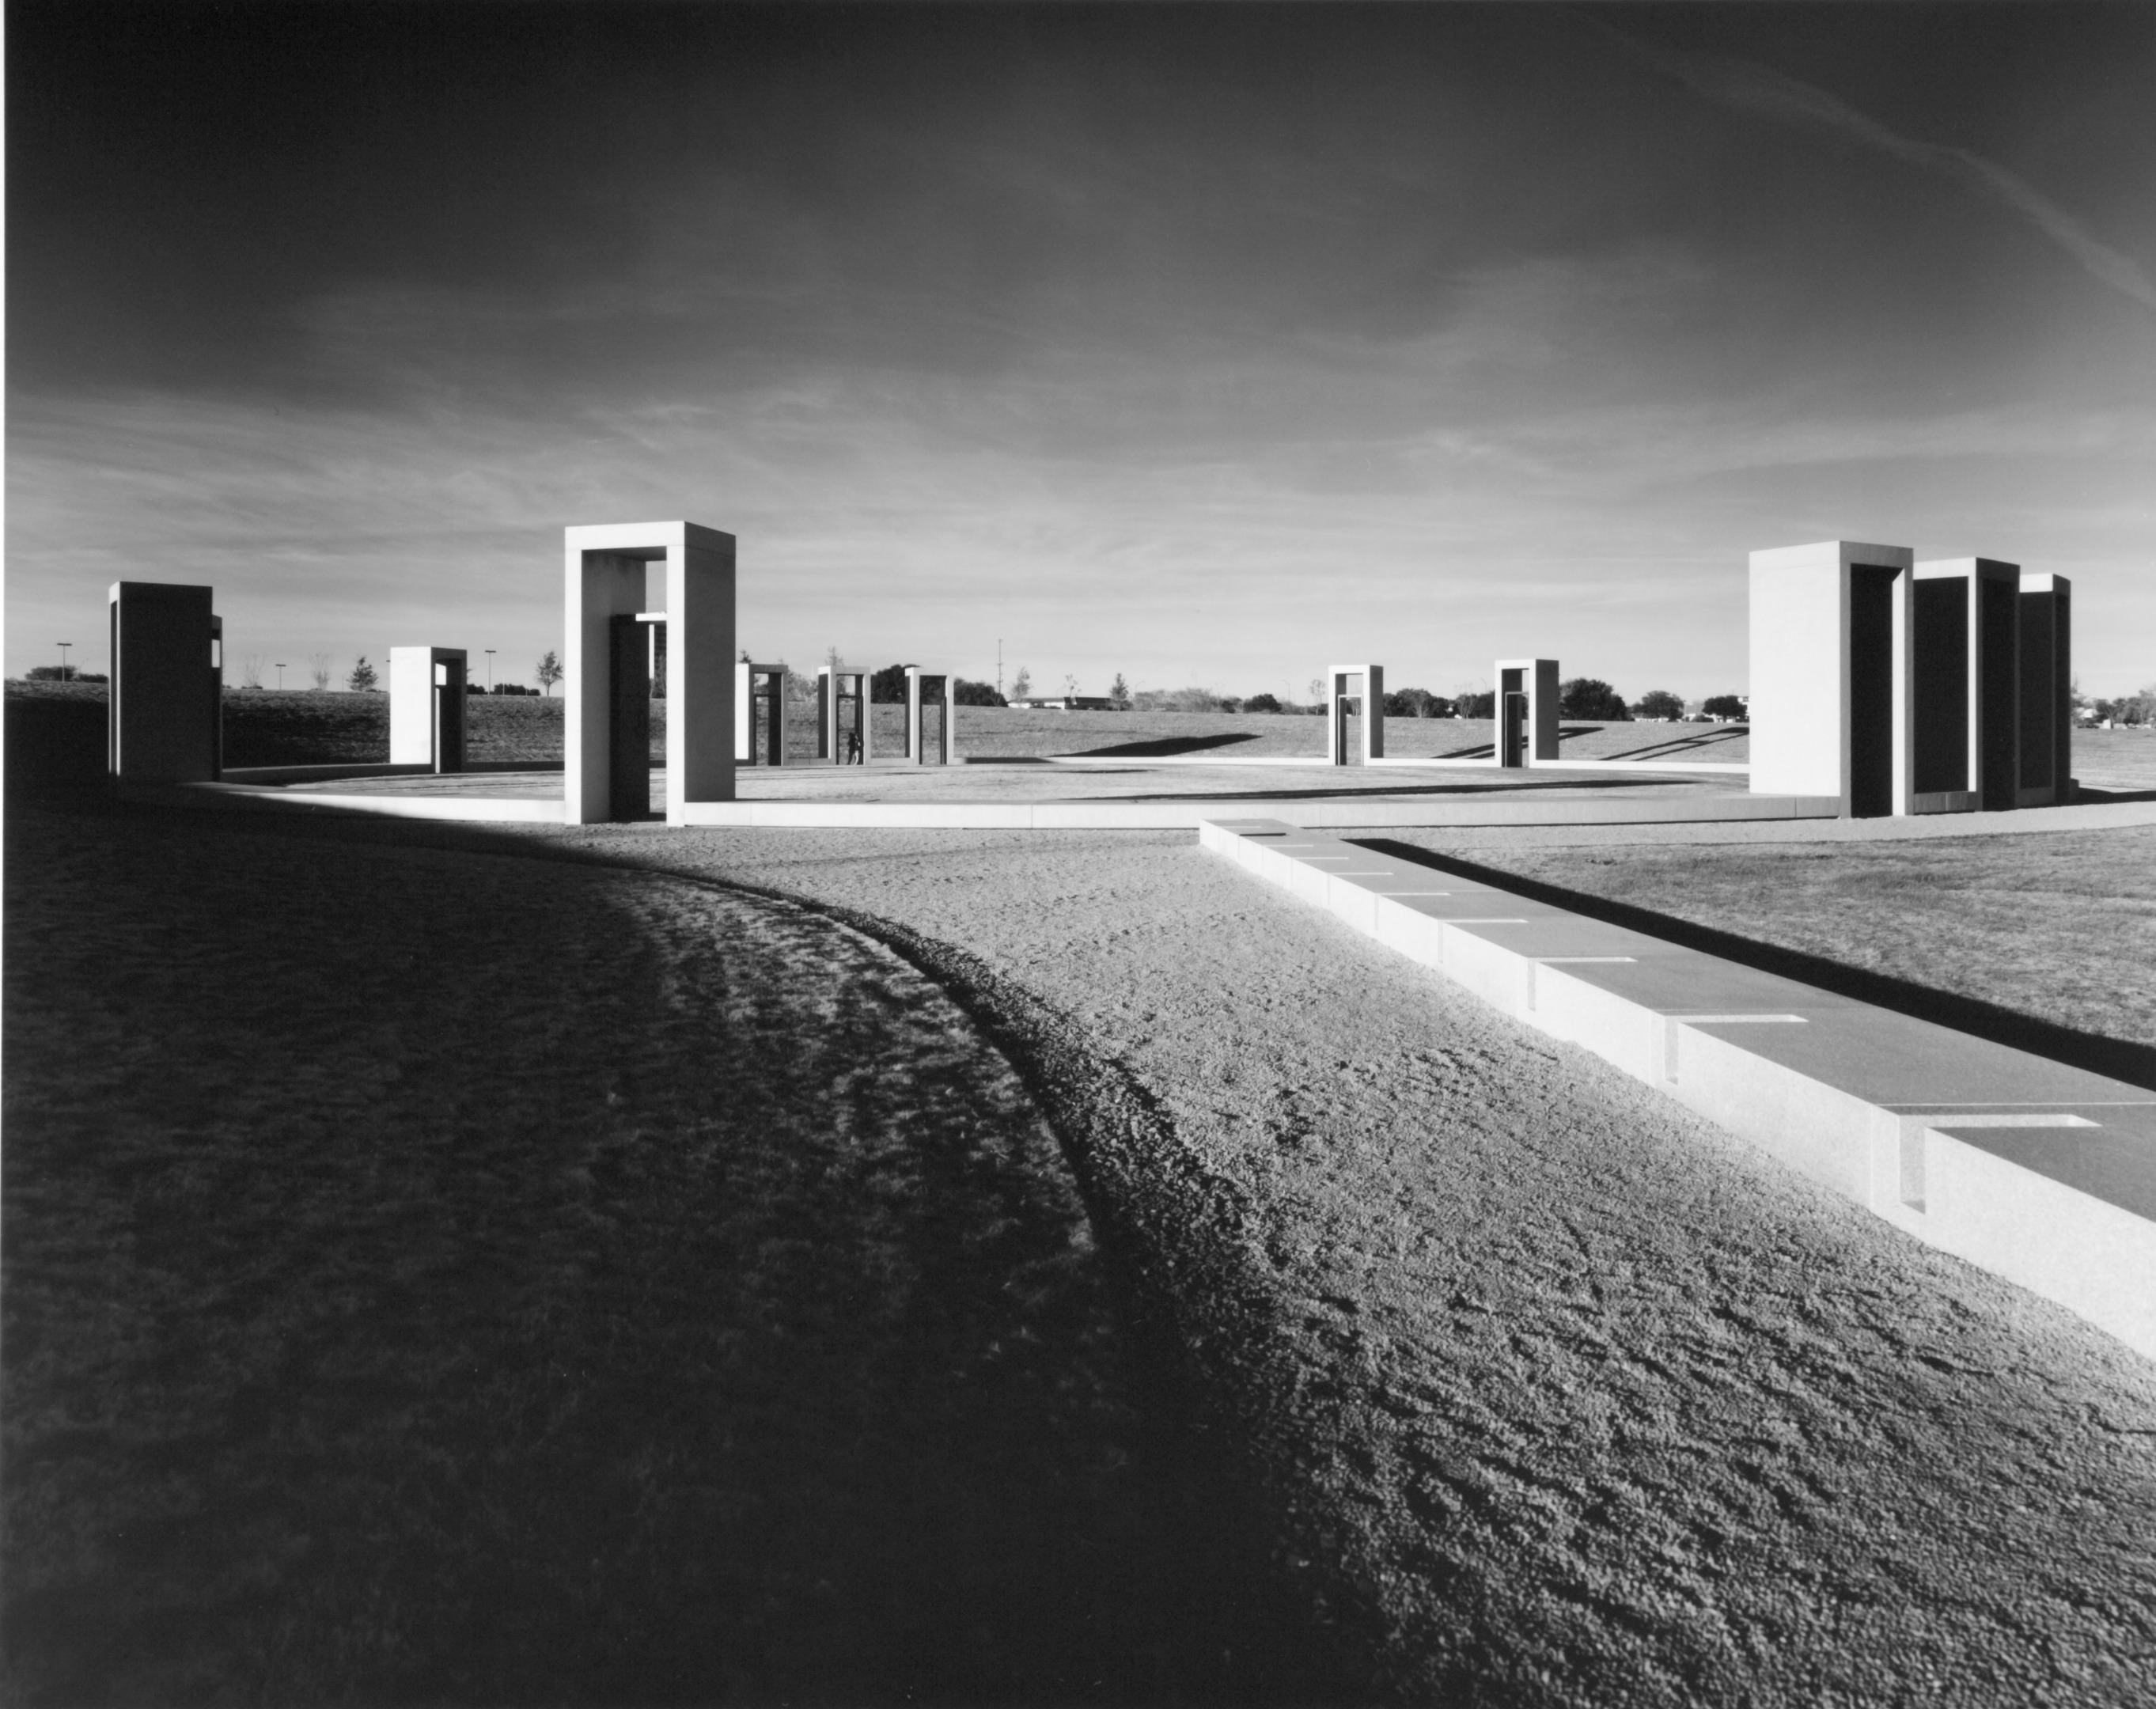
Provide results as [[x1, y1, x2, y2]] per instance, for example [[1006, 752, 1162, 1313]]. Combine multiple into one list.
[[3, 795, 1347, 1707], [1069, 733, 1262, 758]]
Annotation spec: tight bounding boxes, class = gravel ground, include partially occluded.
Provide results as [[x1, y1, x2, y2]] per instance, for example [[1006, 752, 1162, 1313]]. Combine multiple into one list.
[[539, 819, 2156, 1707], [10, 797, 2156, 1704], [2, 800, 1338, 1706]]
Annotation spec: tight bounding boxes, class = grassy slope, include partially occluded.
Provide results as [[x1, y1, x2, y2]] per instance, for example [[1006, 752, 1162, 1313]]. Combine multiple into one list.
[[1, 800, 1329, 1707], [1383, 826, 2156, 1054]]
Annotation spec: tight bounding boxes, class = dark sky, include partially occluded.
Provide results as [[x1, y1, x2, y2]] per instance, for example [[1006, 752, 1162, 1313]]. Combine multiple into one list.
[[9, 2, 2154, 695]]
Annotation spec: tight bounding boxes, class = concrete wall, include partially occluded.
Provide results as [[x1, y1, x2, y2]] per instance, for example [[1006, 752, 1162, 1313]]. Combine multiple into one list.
[[108, 582, 221, 784], [1325, 664, 1384, 764], [1749, 541, 1914, 816], [1912, 559, 2018, 813], [389, 647, 468, 773], [565, 521, 735, 824], [2018, 574, 2073, 806], [1493, 658, 1557, 767]]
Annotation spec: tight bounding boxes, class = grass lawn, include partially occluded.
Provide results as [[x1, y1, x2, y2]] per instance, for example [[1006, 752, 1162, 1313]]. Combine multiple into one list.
[[2, 797, 1327, 1706], [1374, 826, 2156, 1071]]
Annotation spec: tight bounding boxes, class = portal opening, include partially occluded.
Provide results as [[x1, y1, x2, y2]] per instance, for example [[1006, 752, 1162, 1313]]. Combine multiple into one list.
[[1847, 564, 1898, 817]]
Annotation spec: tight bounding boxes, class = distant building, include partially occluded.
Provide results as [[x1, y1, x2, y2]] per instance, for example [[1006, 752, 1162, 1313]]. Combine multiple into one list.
[[1011, 695, 1113, 711]]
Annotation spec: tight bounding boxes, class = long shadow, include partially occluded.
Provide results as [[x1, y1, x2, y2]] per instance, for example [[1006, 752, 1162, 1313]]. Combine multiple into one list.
[[1112, 775, 1718, 804], [6, 786, 1365, 1706], [1360, 838, 2156, 1090], [1586, 726, 1750, 764], [2073, 785, 2156, 805], [1069, 732, 1265, 758]]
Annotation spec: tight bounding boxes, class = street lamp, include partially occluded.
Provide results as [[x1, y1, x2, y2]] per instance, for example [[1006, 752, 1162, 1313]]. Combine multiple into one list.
[[485, 649, 495, 692], [275, 663, 287, 690], [57, 642, 73, 681]]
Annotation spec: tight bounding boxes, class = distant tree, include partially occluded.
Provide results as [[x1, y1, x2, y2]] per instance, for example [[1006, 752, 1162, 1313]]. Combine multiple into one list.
[[869, 663, 910, 703], [1109, 672, 1131, 708], [1243, 692, 1283, 714], [465, 680, 487, 694], [536, 650, 563, 696], [953, 678, 1005, 707], [1559, 677, 1630, 720], [1010, 665, 1032, 702], [1218, 695, 1243, 714], [1701, 693, 1748, 722], [241, 654, 265, 690], [1457, 690, 1495, 719], [1632, 688, 1684, 722], [1308, 676, 1325, 707], [347, 656, 379, 692], [1384, 687, 1446, 718], [308, 653, 332, 691]]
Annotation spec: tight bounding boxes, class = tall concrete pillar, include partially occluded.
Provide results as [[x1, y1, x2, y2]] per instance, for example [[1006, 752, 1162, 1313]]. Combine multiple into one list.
[[2017, 573, 2073, 806], [108, 581, 222, 783], [904, 667, 955, 765], [735, 661, 788, 766], [818, 665, 866, 763], [565, 521, 734, 824], [1324, 665, 1385, 764], [1912, 559, 2018, 813], [1492, 658, 1558, 769], [389, 646, 468, 774], [1749, 541, 1915, 817]]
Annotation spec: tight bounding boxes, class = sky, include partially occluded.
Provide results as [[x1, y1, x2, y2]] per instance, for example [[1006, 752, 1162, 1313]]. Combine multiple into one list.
[[9, 2, 2154, 701]]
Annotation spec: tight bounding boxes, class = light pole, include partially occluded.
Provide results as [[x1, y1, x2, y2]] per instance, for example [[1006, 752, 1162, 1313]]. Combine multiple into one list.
[[485, 649, 495, 692], [275, 663, 287, 690], [57, 642, 73, 681]]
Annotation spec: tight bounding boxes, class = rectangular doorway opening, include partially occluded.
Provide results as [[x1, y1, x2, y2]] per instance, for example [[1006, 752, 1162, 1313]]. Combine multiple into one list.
[[608, 613, 654, 820], [1979, 575, 2018, 809], [1912, 575, 1967, 795], [1848, 564, 1897, 817]]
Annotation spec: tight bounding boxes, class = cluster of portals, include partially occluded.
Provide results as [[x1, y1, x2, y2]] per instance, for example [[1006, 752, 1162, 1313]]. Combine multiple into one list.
[[102, 529, 2073, 824]]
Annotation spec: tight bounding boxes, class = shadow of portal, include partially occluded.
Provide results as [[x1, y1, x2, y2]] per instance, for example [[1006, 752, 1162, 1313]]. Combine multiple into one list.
[[1071, 732, 1265, 758]]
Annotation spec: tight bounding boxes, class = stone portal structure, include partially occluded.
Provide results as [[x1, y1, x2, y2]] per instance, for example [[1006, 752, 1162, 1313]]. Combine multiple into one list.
[[735, 661, 788, 767], [2018, 572, 2073, 807], [1749, 541, 1915, 817], [1492, 657, 1558, 770], [1912, 560, 2018, 813], [1324, 665, 1385, 765], [565, 521, 735, 825], [108, 581, 222, 783], [817, 664, 867, 763], [389, 646, 468, 774], [904, 667, 955, 765]]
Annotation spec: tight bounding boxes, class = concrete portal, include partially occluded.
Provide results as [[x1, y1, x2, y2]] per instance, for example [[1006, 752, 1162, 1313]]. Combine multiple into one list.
[[2018, 573, 2073, 806], [818, 665, 868, 764], [108, 582, 222, 783], [1912, 560, 2018, 814], [1493, 659, 1558, 769], [1749, 541, 1915, 818], [904, 667, 955, 765], [1324, 665, 1385, 766], [389, 647, 468, 775], [565, 521, 735, 825], [735, 661, 788, 767]]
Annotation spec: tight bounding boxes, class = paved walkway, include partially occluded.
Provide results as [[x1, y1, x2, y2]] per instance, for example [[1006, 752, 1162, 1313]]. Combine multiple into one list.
[[1204, 817, 2156, 1355]]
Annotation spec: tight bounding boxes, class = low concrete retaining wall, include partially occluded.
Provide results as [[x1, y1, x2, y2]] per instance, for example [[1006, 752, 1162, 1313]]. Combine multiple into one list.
[[1199, 817, 2156, 1359]]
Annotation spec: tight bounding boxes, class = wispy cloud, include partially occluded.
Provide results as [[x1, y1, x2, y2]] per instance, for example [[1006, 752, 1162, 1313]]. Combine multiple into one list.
[[1599, 24, 2156, 314]]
